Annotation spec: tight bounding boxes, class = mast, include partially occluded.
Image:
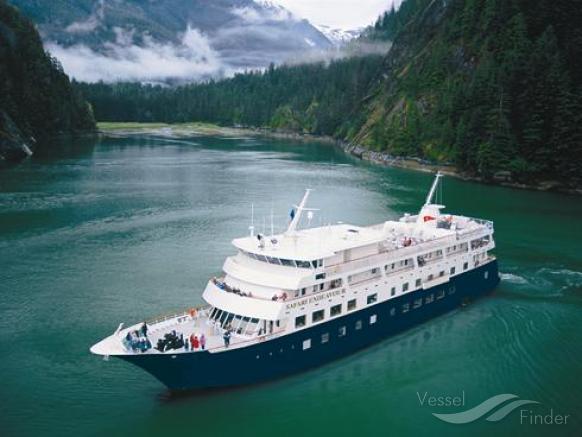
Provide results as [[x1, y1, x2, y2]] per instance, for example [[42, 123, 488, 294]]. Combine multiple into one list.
[[285, 189, 313, 236], [249, 203, 255, 237], [424, 172, 443, 206]]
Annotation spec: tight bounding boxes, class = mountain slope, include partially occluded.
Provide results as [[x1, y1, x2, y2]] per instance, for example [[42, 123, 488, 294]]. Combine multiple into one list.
[[353, 0, 582, 186], [0, 0, 95, 163], [8, 0, 332, 83]]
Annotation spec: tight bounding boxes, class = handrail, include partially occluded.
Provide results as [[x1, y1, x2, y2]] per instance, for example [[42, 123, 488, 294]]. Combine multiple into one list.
[[146, 306, 208, 326], [210, 277, 287, 302]]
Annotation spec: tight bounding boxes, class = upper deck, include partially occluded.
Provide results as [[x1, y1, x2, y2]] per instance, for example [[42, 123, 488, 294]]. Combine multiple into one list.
[[232, 213, 492, 268]]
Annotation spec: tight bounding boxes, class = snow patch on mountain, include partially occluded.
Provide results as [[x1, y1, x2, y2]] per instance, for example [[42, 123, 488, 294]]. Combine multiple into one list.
[[316, 25, 361, 46]]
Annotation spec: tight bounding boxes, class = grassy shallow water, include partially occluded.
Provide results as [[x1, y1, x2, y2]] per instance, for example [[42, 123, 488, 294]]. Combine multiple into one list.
[[0, 133, 580, 436]]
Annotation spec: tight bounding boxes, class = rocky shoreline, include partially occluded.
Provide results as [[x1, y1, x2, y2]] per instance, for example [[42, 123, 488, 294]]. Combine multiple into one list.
[[243, 127, 582, 196]]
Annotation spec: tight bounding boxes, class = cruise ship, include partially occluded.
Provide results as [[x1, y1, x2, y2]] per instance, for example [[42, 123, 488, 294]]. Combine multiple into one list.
[[91, 173, 500, 390]]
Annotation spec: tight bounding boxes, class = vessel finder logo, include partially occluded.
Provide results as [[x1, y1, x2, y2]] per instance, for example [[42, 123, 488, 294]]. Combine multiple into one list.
[[431, 393, 537, 424], [418, 392, 571, 425]]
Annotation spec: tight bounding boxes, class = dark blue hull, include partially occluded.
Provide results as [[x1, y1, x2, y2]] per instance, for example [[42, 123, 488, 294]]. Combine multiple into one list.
[[121, 260, 500, 390]]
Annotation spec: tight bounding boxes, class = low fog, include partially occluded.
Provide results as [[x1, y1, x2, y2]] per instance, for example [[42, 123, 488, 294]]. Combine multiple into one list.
[[45, 2, 388, 84]]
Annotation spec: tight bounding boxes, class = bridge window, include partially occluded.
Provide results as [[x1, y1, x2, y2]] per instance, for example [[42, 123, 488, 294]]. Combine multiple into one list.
[[450, 267, 456, 275], [367, 293, 378, 304], [391, 287, 396, 296], [347, 299, 357, 311], [403, 283, 409, 292], [330, 304, 342, 317], [280, 259, 295, 267], [463, 262, 468, 270], [295, 315, 306, 328], [245, 318, 260, 335], [312, 310, 324, 323], [296, 260, 311, 269], [415, 279, 421, 288]]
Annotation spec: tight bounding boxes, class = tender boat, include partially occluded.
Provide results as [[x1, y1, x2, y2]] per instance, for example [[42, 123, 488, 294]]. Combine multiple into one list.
[[91, 173, 500, 390]]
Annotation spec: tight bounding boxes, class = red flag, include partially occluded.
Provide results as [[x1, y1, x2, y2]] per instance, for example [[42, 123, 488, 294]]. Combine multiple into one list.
[[423, 215, 436, 222]]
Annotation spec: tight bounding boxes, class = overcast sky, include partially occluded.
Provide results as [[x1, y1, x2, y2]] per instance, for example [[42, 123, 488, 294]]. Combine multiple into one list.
[[273, 0, 401, 30]]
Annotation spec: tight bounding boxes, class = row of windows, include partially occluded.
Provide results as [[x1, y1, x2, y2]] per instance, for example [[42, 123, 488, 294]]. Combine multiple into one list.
[[393, 286, 456, 315], [385, 259, 413, 272], [296, 278, 342, 297], [242, 251, 323, 269], [209, 308, 262, 335], [302, 315, 379, 350], [294, 294, 378, 328]]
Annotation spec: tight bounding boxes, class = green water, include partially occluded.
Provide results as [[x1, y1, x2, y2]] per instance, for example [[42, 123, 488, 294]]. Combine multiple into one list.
[[0, 134, 580, 437]]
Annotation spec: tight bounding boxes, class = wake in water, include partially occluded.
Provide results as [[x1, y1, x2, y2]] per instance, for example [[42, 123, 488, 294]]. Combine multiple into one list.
[[499, 267, 582, 299], [499, 272, 529, 285]]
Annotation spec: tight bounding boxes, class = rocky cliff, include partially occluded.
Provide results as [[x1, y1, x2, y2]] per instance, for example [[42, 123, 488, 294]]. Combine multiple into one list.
[[0, 0, 95, 164]]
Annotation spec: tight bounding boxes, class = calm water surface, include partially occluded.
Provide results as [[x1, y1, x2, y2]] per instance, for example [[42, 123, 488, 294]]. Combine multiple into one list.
[[0, 133, 581, 436]]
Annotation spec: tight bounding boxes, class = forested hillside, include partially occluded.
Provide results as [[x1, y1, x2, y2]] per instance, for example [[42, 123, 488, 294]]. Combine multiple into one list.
[[77, 56, 384, 137], [0, 0, 95, 162], [78, 0, 582, 188], [357, 0, 582, 186]]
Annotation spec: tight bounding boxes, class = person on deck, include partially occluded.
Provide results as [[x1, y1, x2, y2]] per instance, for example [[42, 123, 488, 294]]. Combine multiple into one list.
[[140, 322, 148, 337], [200, 334, 206, 350], [223, 330, 231, 348], [192, 335, 200, 350]]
